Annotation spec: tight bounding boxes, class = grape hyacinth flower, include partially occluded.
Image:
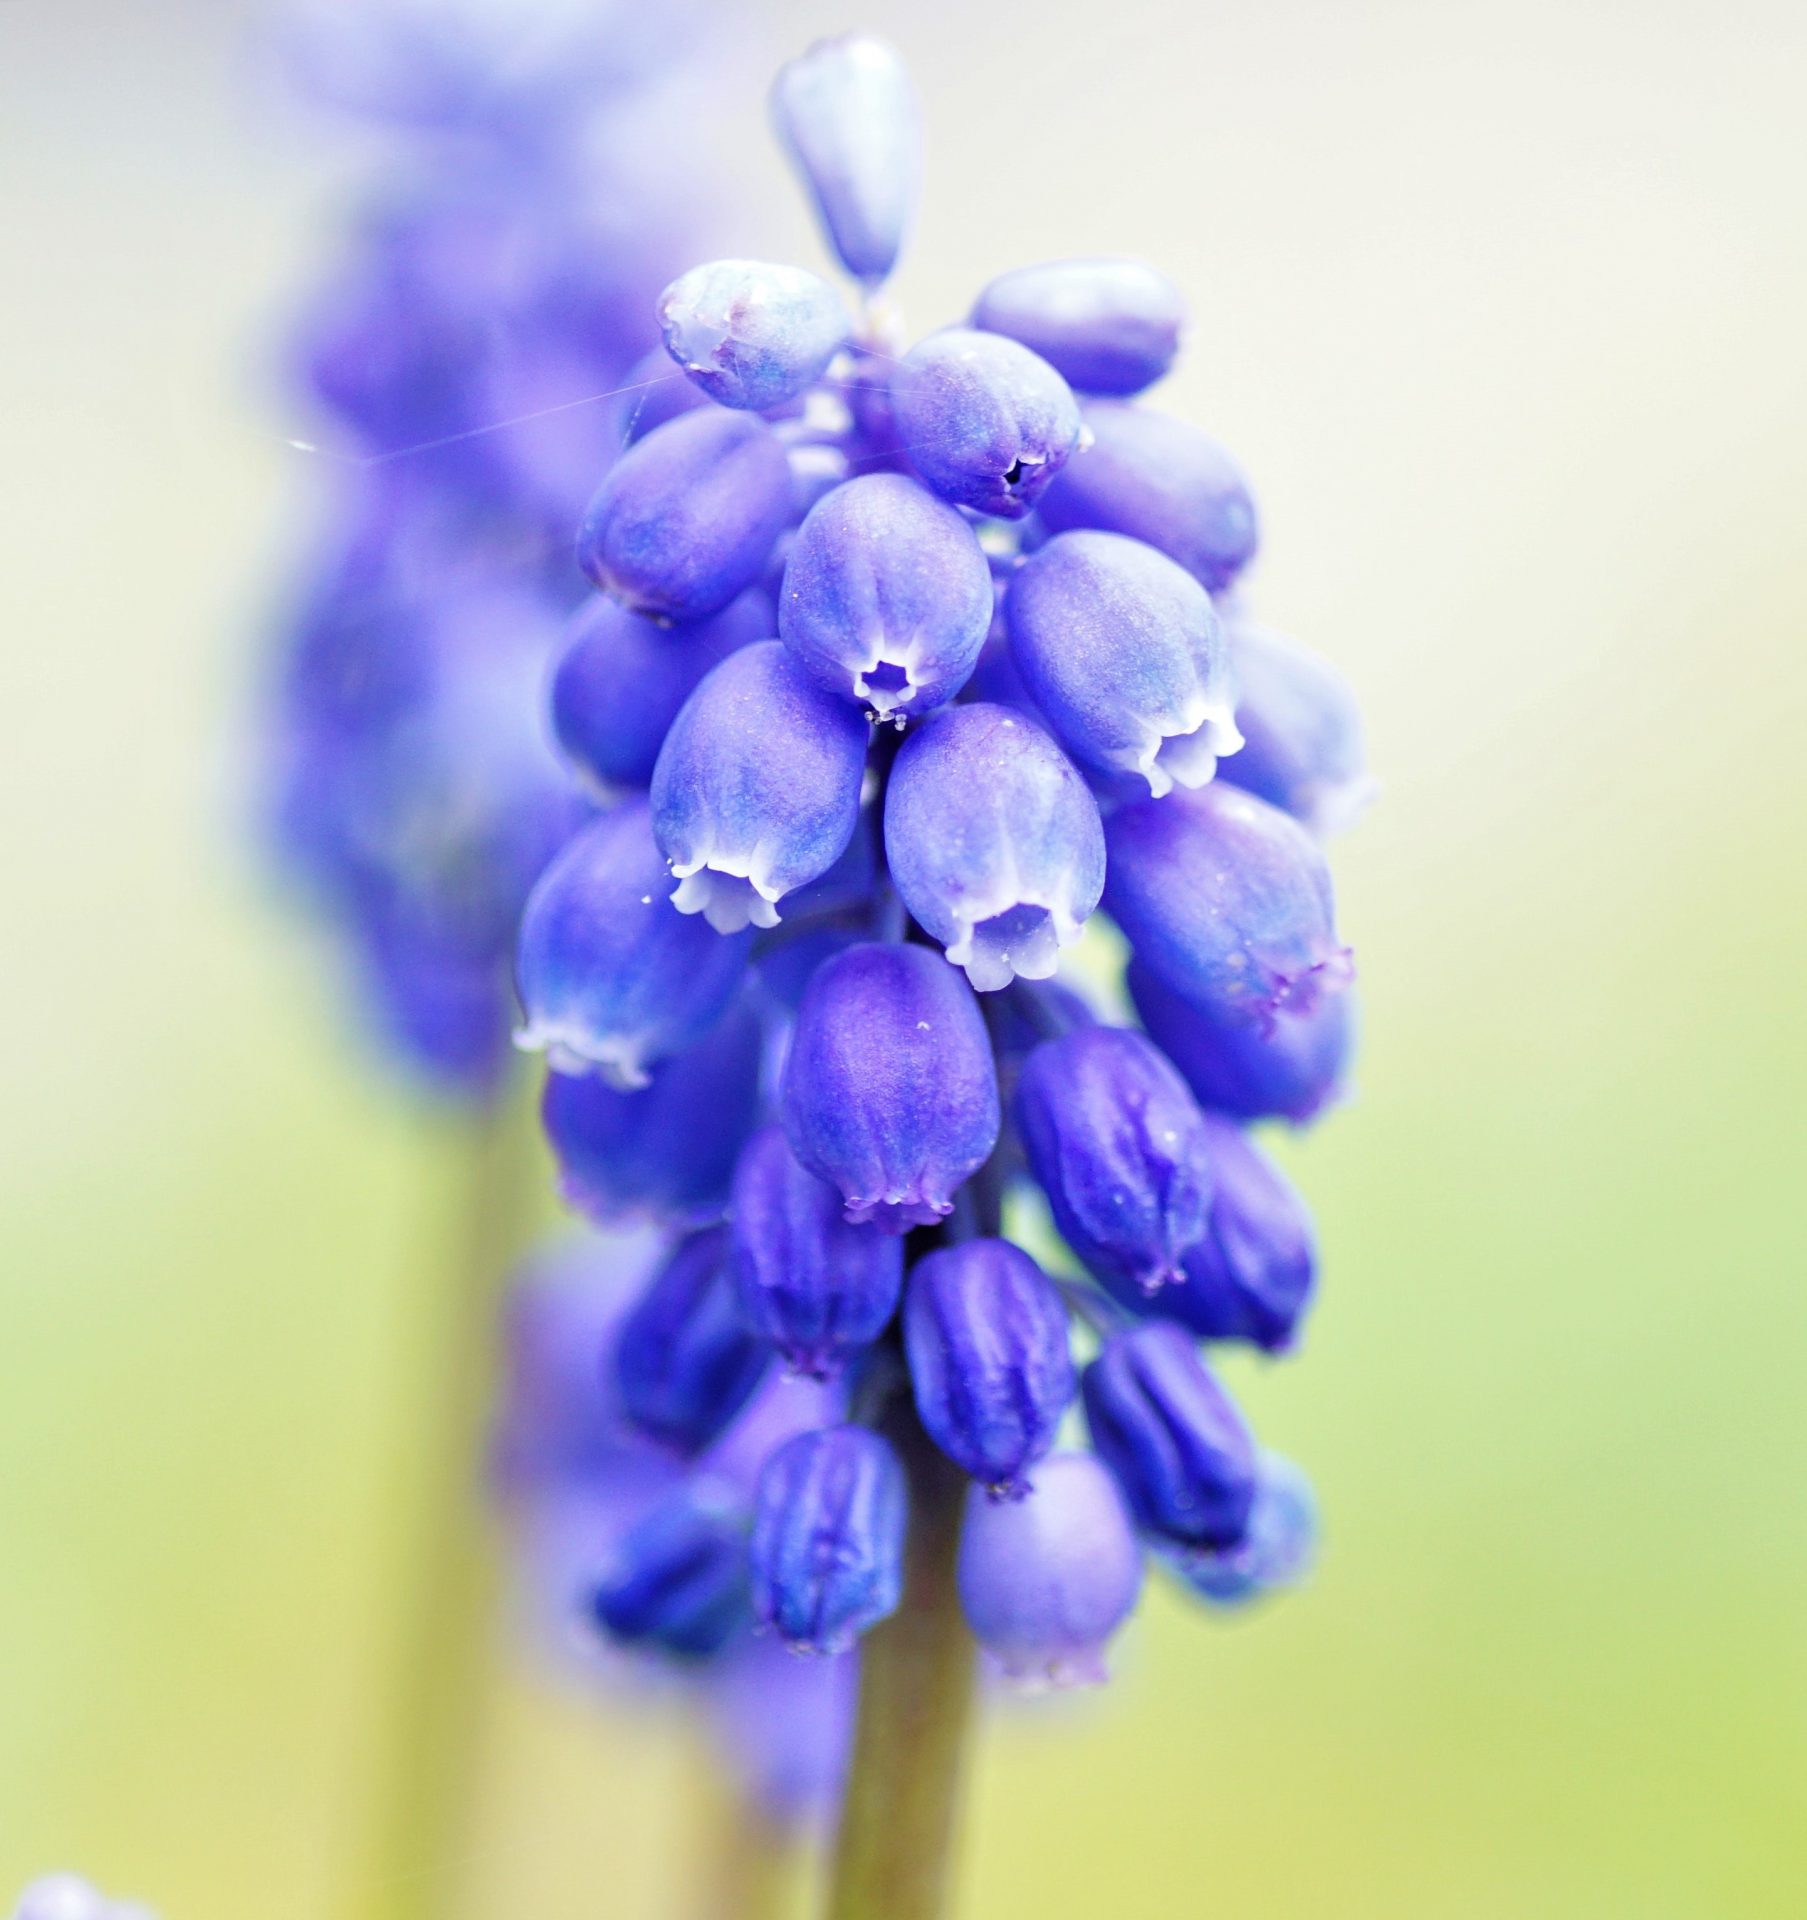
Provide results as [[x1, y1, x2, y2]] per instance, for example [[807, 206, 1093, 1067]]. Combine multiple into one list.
[[781, 941, 1001, 1231], [1016, 1025, 1215, 1295], [779, 473, 993, 723], [1083, 1323, 1259, 1549], [651, 641, 870, 932], [750, 1426, 908, 1653], [1008, 529, 1241, 797], [614, 1226, 771, 1455], [659, 259, 852, 411], [771, 34, 920, 284], [729, 1125, 905, 1378], [487, 30, 1371, 1913], [957, 1452, 1144, 1686], [903, 1239, 1075, 1495], [1104, 782, 1355, 1035], [971, 258, 1186, 397], [885, 703, 1105, 990]]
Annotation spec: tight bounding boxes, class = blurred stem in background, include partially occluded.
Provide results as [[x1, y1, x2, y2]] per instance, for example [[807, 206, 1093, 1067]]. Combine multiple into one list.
[[689, 1731, 804, 1920], [345, 1073, 541, 1920], [825, 1401, 977, 1920]]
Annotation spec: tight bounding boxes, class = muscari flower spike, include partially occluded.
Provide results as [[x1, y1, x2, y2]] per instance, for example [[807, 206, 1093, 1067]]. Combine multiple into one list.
[[496, 31, 1372, 1695]]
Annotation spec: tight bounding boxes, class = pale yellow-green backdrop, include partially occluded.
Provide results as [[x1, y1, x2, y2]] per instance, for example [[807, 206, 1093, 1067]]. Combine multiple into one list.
[[3, 0, 1803, 1914]]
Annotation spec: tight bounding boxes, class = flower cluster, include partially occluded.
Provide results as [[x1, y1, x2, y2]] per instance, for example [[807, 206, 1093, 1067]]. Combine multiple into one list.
[[510, 33, 1368, 1691], [263, 0, 702, 1094]]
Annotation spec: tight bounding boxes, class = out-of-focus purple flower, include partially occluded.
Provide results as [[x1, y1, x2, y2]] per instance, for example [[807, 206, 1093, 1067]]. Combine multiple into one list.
[[771, 34, 920, 284], [651, 642, 870, 933], [778, 473, 992, 723], [956, 1452, 1143, 1688], [540, 993, 763, 1228], [781, 942, 1001, 1232], [615, 1227, 771, 1455], [659, 260, 852, 411], [884, 704, 1104, 992], [514, 799, 751, 1087], [1219, 613, 1375, 836], [552, 589, 767, 796], [589, 1481, 753, 1658], [903, 1239, 1074, 1496], [729, 1126, 904, 1379], [971, 258, 1185, 397], [577, 408, 793, 622], [10, 1879, 155, 1920], [1016, 1026, 1214, 1295], [1083, 1323, 1257, 1550], [1103, 783, 1354, 1036], [889, 329, 1081, 519], [1039, 401, 1258, 594], [1127, 959, 1356, 1126], [708, 1632, 859, 1824], [750, 1426, 907, 1653], [1170, 1452, 1318, 1606], [1007, 530, 1240, 798], [1117, 1117, 1317, 1353]]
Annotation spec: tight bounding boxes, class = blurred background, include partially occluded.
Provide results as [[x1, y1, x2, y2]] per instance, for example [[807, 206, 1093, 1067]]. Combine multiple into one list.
[[4, 0, 1805, 1914]]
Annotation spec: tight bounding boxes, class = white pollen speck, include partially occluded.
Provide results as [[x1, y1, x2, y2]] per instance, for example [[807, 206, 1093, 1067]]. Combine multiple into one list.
[[916, 1021, 930, 1031], [640, 894, 654, 905]]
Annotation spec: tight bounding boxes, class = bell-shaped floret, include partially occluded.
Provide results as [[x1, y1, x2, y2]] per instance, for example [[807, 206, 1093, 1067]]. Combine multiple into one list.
[[514, 799, 751, 1088], [659, 259, 852, 412], [885, 704, 1104, 991], [1008, 530, 1240, 798], [971, 258, 1184, 397], [779, 473, 992, 722], [780, 941, 1001, 1232], [649, 640, 870, 934], [955, 1452, 1143, 1687], [1169, 1452, 1318, 1606], [770, 34, 920, 284], [588, 1482, 752, 1659], [1104, 783, 1354, 1036], [888, 328, 1081, 519]]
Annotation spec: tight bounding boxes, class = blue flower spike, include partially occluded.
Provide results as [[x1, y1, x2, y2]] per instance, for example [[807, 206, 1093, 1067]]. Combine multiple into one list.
[[888, 328, 1082, 519], [514, 799, 751, 1088], [659, 259, 853, 412], [1104, 782, 1355, 1038], [779, 473, 994, 723], [729, 1125, 906, 1379], [781, 942, 1001, 1232], [956, 1452, 1144, 1688], [1008, 529, 1241, 798], [1039, 400, 1260, 594], [650, 641, 870, 933], [971, 258, 1186, 397], [904, 1239, 1076, 1496], [751, 1425, 908, 1653], [1083, 1322, 1258, 1550], [1016, 1026, 1215, 1295], [614, 1226, 772, 1456], [884, 703, 1105, 991], [771, 34, 921, 285], [578, 407, 793, 623]]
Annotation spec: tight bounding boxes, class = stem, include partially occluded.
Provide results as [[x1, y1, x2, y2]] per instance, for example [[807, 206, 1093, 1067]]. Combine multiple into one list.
[[825, 1401, 978, 1920], [691, 1747, 800, 1920], [345, 1073, 539, 1920]]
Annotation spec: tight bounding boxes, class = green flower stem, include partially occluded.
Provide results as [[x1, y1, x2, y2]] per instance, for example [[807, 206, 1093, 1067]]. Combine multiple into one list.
[[825, 1398, 978, 1920], [347, 1075, 540, 1920]]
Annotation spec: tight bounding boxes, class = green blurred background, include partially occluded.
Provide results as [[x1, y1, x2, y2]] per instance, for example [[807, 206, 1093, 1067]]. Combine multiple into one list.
[[4, 0, 1804, 1913]]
